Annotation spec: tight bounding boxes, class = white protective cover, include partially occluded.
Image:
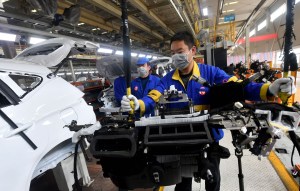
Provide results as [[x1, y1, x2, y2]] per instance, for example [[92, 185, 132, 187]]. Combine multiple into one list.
[[0, 43, 96, 191]]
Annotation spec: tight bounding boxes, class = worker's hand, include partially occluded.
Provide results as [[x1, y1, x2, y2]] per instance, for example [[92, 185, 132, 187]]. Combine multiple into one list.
[[268, 76, 296, 96], [121, 95, 140, 112]]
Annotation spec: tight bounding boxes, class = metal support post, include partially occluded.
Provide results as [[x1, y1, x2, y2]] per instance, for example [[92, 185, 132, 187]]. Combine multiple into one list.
[[235, 148, 244, 191], [68, 60, 76, 82]]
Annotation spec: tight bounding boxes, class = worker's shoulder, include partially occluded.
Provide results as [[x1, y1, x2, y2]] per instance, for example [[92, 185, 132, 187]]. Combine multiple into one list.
[[150, 74, 161, 81]]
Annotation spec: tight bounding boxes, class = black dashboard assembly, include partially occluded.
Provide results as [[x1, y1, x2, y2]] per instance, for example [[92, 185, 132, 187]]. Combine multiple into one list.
[[90, 89, 300, 190]]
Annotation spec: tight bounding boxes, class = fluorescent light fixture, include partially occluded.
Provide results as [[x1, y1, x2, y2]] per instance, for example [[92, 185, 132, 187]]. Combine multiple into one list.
[[115, 50, 123, 55], [223, 9, 234, 13], [152, 56, 157, 59], [146, 55, 152, 58], [138, 54, 146, 57], [169, 0, 184, 22], [97, 48, 113, 54], [31, 9, 37, 13], [270, 3, 286, 22], [29, 37, 46, 44], [78, 23, 85, 26], [0, 32, 16, 42], [131, 52, 138, 57], [249, 29, 256, 37], [229, 1, 238, 5], [203, 7, 208, 16], [257, 19, 267, 31], [92, 28, 97, 31]]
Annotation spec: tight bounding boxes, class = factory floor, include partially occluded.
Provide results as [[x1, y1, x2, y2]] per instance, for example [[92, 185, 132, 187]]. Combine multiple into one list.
[[30, 129, 300, 191]]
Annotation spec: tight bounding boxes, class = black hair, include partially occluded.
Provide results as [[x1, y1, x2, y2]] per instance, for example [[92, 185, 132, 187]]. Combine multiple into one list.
[[170, 31, 195, 49]]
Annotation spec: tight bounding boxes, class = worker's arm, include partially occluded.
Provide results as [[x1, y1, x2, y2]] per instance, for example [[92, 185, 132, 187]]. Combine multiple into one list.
[[139, 76, 166, 116], [114, 78, 126, 106], [202, 64, 271, 102]]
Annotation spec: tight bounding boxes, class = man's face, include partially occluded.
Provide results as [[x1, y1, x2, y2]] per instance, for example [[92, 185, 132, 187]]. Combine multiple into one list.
[[137, 63, 150, 77], [138, 63, 150, 71], [170, 40, 196, 64]]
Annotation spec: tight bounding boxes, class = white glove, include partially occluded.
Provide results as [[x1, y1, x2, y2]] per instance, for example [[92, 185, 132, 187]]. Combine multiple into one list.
[[268, 76, 296, 96], [121, 95, 140, 112]]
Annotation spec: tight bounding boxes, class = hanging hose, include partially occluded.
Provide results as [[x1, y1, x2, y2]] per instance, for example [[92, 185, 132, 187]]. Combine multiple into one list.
[[121, 0, 134, 120], [282, 0, 300, 162], [283, 0, 297, 76]]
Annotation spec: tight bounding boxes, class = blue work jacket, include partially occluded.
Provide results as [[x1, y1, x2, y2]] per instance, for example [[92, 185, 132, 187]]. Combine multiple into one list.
[[139, 62, 270, 141], [131, 75, 161, 117], [114, 76, 126, 106]]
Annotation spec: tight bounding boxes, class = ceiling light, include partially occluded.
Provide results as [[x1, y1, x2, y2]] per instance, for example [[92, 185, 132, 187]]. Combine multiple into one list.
[[0, 32, 16, 42], [102, 31, 107, 34], [131, 52, 138, 57], [78, 23, 84, 26], [270, 3, 286, 22], [31, 9, 37, 13], [138, 54, 146, 57], [249, 29, 256, 37], [223, 10, 235, 13], [169, 0, 184, 22], [97, 48, 113, 54], [257, 19, 267, 31], [115, 50, 123, 55], [146, 55, 152, 58], [229, 1, 239, 5], [152, 56, 158, 59], [203, 7, 208, 16], [29, 37, 46, 44], [296, 0, 300, 3], [92, 28, 97, 31]]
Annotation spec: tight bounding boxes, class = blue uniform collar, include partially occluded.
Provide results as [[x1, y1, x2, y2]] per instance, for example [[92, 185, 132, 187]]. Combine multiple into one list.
[[172, 61, 201, 87]]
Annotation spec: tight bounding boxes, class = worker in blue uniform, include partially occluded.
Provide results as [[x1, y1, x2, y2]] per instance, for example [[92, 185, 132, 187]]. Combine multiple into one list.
[[121, 31, 296, 191], [114, 76, 126, 106], [131, 57, 160, 117]]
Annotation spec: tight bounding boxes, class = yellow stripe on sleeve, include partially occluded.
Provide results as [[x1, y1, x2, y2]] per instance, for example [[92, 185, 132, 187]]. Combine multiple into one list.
[[260, 83, 271, 101], [148, 89, 162, 102], [138, 100, 145, 116]]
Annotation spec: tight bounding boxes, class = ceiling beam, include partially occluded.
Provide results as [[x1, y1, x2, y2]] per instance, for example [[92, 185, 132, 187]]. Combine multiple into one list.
[[171, 0, 196, 38], [86, 0, 164, 40], [128, 0, 175, 36], [235, 0, 268, 42], [148, 1, 170, 10], [104, 1, 171, 22], [57, 1, 150, 43], [104, 10, 140, 22]]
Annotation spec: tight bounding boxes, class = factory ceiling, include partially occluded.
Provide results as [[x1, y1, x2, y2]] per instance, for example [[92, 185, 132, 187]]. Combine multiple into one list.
[[0, 0, 277, 55]]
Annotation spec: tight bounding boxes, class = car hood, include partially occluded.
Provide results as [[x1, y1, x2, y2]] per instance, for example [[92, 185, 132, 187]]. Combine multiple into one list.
[[14, 38, 99, 67]]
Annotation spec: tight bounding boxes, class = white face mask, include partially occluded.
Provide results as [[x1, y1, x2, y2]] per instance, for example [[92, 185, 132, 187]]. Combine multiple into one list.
[[171, 50, 192, 70], [137, 67, 148, 77]]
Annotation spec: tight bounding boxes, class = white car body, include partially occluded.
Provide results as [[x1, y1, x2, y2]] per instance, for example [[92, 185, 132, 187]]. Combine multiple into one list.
[[149, 56, 173, 77], [0, 38, 98, 191]]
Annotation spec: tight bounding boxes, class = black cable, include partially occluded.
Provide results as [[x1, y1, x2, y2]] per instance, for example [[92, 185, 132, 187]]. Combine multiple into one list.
[[74, 137, 83, 191], [291, 145, 295, 167]]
